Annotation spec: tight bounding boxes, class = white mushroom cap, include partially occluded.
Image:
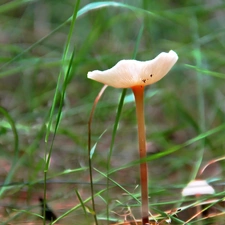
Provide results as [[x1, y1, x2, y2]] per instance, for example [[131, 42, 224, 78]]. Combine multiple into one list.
[[182, 180, 215, 196], [88, 50, 178, 88]]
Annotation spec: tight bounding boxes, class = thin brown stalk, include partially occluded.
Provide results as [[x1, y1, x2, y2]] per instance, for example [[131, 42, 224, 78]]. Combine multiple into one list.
[[132, 85, 149, 225]]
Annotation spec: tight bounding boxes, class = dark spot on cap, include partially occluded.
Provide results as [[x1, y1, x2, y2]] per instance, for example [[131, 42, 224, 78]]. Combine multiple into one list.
[[150, 74, 153, 77], [142, 79, 146, 83]]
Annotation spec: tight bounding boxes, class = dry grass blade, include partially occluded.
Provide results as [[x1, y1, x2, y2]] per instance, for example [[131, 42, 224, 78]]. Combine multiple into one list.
[[199, 156, 225, 176], [88, 84, 108, 224]]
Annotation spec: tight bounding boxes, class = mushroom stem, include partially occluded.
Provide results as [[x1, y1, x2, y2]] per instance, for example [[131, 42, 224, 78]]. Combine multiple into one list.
[[132, 85, 149, 225], [195, 194, 203, 225]]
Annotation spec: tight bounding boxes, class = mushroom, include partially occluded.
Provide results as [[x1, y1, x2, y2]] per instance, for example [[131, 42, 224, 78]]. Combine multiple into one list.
[[182, 180, 215, 197], [88, 50, 178, 224], [182, 179, 215, 224]]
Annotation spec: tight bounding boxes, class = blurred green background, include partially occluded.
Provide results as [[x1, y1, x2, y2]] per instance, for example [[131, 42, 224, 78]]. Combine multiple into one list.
[[0, 0, 225, 224]]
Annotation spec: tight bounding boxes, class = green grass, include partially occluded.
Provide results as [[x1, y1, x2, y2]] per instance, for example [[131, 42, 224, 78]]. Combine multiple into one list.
[[0, 0, 225, 224]]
